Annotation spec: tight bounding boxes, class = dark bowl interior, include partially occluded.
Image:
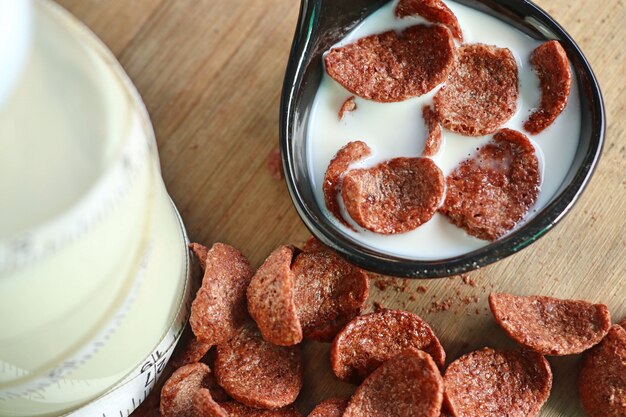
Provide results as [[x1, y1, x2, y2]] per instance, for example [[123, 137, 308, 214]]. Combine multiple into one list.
[[280, 0, 605, 278]]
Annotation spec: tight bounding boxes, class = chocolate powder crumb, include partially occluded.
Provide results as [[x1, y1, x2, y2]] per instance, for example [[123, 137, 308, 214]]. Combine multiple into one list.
[[461, 274, 477, 287], [267, 147, 284, 181], [374, 278, 409, 293], [428, 298, 454, 313], [338, 96, 357, 120]]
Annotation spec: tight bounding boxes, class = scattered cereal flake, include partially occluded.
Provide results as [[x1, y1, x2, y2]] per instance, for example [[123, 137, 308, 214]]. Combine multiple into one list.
[[444, 348, 552, 417], [189, 242, 210, 271], [193, 389, 228, 417], [343, 349, 443, 417], [190, 243, 253, 346], [247, 245, 302, 346], [331, 309, 446, 383], [221, 403, 303, 416], [578, 325, 626, 417], [489, 293, 612, 355], [160, 363, 214, 417], [214, 326, 302, 410], [292, 250, 369, 342]]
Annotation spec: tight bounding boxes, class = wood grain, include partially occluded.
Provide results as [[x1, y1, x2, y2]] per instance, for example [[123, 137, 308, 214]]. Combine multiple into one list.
[[56, 0, 626, 415]]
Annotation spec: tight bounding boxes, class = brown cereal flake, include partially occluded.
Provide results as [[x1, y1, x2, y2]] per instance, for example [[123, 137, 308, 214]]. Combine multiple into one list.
[[221, 403, 303, 417], [439, 129, 540, 241], [422, 105, 442, 157], [342, 157, 444, 234], [343, 349, 443, 417], [324, 141, 372, 228], [193, 389, 228, 417], [619, 317, 626, 329], [301, 236, 329, 254], [443, 348, 552, 417], [489, 293, 612, 355], [160, 363, 214, 417], [578, 325, 626, 417], [307, 398, 348, 417], [331, 309, 446, 383], [524, 41, 572, 134], [292, 250, 369, 342], [434, 44, 518, 136], [214, 326, 302, 410], [267, 147, 284, 181], [190, 243, 253, 346], [338, 96, 357, 120], [247, 245, 302, 346], [395, 0, 463, 42], [189, 242, 209, 271], [324, 25, 455, 102]]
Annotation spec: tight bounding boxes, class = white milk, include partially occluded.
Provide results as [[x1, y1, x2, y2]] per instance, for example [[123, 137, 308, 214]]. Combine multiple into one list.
[[0, 2, 189, 416], [307, 0, 581, 260]]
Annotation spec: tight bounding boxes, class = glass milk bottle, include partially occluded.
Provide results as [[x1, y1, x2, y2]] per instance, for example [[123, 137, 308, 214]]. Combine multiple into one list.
[[0, 1, 192, 415]]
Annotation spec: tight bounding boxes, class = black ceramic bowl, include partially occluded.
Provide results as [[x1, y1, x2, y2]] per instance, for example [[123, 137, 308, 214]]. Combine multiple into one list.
[[280, 0, 605, 278]]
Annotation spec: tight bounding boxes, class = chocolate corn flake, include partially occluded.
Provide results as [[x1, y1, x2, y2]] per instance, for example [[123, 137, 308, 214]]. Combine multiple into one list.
[[193, 389, 228, 417], [439, 129, 540, 241], [189, 243, 253, 346], [247, 245, 302, 346], [292, 250, 369, 342], [160, 363, 214, 417], [524, 40, 572, 134], [443, 348, 552, 417], [422, 105, 443, 157], [325, 25, 455, 102], [331, 309, 446, 384], [343, 349, 444, 417], [323, 141, 372, 228], [214, 325, 303, 410], [342, 157, 444, 234], [338, 96, 357, 120], [221, 402, 303, 417], [395, 0, 463, 42], [578, 325, 626, 417], [434, 44, 518, 136], [489, 293, 612, 355]]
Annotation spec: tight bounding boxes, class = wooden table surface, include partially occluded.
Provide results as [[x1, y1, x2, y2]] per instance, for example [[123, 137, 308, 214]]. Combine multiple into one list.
[[57, 0, 625, 415]]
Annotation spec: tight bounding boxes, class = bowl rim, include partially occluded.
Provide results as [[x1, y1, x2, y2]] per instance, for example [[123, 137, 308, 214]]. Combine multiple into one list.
[[280, 0, 606, 278]]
